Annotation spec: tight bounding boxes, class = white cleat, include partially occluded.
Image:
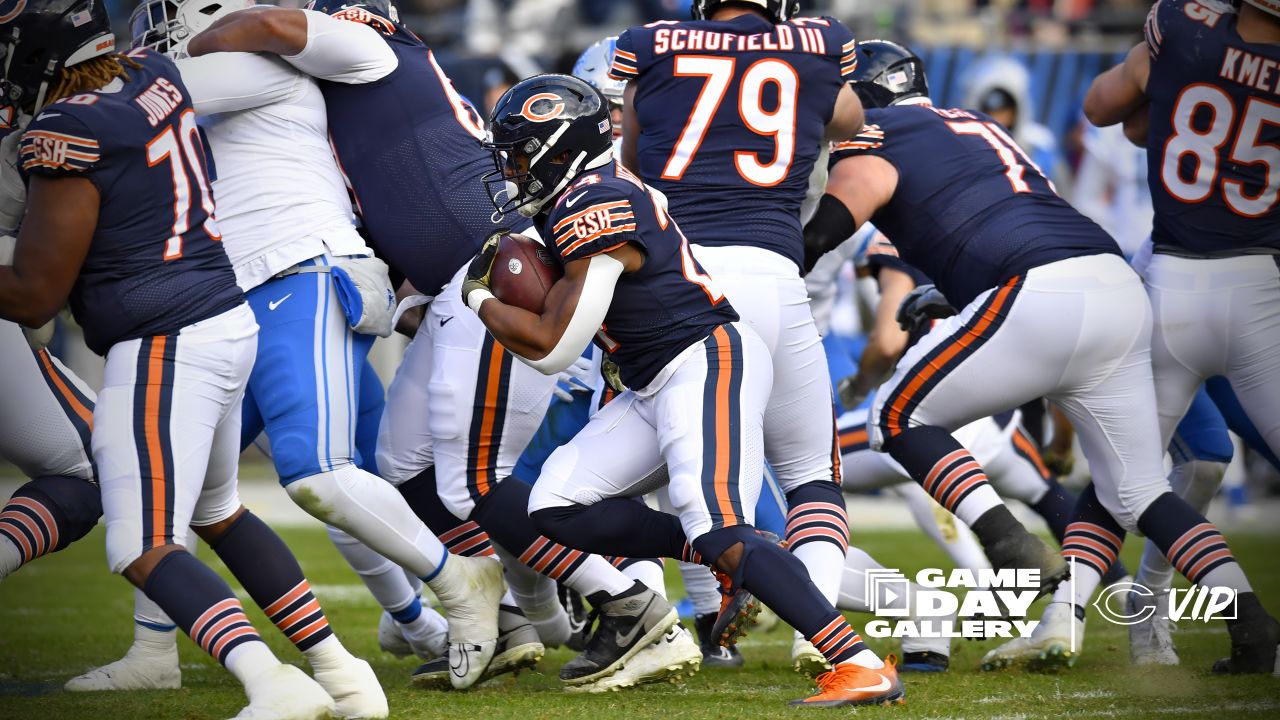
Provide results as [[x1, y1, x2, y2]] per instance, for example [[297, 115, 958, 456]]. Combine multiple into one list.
[[426, 554, 503, 690], [566, 625, 701, 694], [312, 655, 388, 719], [791, 636, 831, 678], [1129, 589, 1178, 666], [233, 664, 336, 720], [65, 642, 182, 692], [377, 612, 414, 658], [981, 601, 1082, 672]]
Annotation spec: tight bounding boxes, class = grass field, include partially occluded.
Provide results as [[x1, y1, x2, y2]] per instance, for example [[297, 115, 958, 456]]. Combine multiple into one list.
[[2, 524, 1278, 720]]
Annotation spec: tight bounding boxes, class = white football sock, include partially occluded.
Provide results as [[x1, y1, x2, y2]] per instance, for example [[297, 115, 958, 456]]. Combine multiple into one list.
[[496, 546, 570, 646], [326, 525, 420, 613], [621, 559, 667, 599], [562, 554, 635, 597], [0, 534, 21, 578], [793, 541, 844, 606], [287, 466, 446, 579], [889, 483, 990, 571], [224, 640, 280, 686]]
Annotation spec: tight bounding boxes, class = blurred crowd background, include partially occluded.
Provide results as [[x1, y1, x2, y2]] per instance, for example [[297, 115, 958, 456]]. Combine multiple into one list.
[[42, 0, 1270, 509]]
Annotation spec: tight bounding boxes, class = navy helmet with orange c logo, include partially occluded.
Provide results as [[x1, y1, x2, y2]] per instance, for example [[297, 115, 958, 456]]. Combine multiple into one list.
[[482, 74, 612, 218]]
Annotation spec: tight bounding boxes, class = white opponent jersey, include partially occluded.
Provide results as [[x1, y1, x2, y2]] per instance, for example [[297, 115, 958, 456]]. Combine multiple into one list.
[[177, 52, 371, 291]]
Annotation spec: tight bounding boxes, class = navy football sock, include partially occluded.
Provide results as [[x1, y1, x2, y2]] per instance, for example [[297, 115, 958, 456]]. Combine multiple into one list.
[[1138, 492, 1251, 595], [143, 550, 263, 666], [1059, 483, 1125, 609], [0, 475, 102, 570], [206, 511, 332, 651], [399, 466, 495, 557], [531, 498, 688, 560], [694, 528, 869, 665], [884, 425, 1006, 529]]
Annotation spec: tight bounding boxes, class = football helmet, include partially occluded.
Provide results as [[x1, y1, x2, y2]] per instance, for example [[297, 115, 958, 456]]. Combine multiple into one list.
[[130, 0, 254, 58], [0, 0, 115, 111], [571, 37, 625, 110], [482, 74, 612, 218], [691, 0, 799, 23], [846, 40, 929, 109]]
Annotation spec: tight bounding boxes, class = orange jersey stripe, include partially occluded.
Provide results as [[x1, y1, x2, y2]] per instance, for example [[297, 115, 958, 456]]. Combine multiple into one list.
[[146, 337, 168, 550]]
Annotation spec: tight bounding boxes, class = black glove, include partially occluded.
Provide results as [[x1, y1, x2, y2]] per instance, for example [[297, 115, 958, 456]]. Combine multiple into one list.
[[896, 284, 957, 335], [462, 230, 504, 308], [836, 374, 867, 411]]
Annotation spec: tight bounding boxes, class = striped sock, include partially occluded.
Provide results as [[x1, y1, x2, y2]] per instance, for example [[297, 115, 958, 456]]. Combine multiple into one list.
[[439, 520, 496, 557], [143, 550, 265, 667], [0, 476, 102, 573], [0, 494, 58, 570], [786, 482, 850, 606], [885, 426, 1003, 527], [1140, 493, 1250, 593], [207, 511, 333, 651], [810, 614, 871, 666], [1057, 484, 1126, 609]]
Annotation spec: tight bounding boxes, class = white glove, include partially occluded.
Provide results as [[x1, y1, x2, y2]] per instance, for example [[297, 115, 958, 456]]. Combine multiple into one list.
[[0, 129, 27, 233], [0, 234, 14, 266], [552, 354, 596, 403]]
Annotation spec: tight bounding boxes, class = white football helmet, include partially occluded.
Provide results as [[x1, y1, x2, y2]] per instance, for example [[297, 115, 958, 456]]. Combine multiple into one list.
[[571, 37, 625, 110], [130, 0, 256, 59]]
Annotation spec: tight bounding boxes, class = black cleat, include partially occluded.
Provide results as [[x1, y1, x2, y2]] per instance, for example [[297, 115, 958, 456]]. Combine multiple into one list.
[[559, 582, 678, 685], [986, 527, 1069, 601], [694, 613, 744, 668], [1213, 613, 1280, 675], [558, 583, 593, 652]]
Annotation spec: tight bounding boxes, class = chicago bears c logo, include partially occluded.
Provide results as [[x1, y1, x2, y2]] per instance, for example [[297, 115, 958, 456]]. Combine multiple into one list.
[[0, 0, 28, 24], [519, 93, 566, 123]]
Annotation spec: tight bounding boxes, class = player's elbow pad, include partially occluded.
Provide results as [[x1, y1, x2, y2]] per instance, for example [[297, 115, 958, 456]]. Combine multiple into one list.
[[803, 194, 858, 275]]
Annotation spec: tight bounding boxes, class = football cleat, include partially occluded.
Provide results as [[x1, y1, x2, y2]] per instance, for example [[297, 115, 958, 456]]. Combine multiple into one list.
[[310, 653, 388, 719], [752, 603, 780, 634], [789, 656, 905, 708], [377, 612, 414, 658], [710, 568, 760, 649], [560, 581, 678, 686], [234, 663, 336, 720], [1128, 589, 1178, 666], [425, 554, 504, 690], [980, 602, 1081, 672], [693, 613, 743, 668], [1212, 614, 1280, 675], [791, 636, 831, 678], [565, 624, 701, 693], [899, 650, 950, 673], [65, 636, 182, 692], [985, 529, 1069, 601], [411, 605, 546, 690]]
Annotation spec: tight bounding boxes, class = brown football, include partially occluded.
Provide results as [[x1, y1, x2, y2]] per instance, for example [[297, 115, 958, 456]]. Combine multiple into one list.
[[490, 232, 563, 314]]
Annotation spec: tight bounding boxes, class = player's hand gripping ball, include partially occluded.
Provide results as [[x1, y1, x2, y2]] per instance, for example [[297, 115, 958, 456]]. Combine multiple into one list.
[[489, 232, 563, 313], [462, 231, 503, 309]]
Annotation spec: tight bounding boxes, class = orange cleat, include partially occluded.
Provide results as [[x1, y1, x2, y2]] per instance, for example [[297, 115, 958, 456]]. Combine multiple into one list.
[[789, 655, 905, 708]]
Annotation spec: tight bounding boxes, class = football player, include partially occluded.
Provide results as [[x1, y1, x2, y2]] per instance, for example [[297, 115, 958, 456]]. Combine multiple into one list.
[[609, 0, 867, 669], [468, 74, 904, 708], [810, 39, 1277, 675], [0, 2, 341, 717], [187, 1, 685, 690], [1022, 0, 1278, 673]]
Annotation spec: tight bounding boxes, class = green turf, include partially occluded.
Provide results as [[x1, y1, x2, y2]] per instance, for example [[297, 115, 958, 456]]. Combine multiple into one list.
[[2, 525, 1277, 720]]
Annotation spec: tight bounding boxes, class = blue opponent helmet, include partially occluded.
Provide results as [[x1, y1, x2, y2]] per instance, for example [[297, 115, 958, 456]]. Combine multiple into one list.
[[691, 0, 799, 22], [305, 0, 400, 33], [0, 0, 115, 111], [483, 74, 613, 218]]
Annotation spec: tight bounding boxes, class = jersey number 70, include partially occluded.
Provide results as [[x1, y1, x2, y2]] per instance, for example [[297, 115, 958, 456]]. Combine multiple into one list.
[[662, 56, 798, 187], [145, 109, 219, 261]]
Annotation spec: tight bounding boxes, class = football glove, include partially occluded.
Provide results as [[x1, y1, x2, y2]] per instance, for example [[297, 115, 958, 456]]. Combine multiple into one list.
[[896, 284, 956, 335], [462, 230, 504, 310], [836, 374, 867, 411], [0, 129, 27, 233], [552, 354, 596, 403]]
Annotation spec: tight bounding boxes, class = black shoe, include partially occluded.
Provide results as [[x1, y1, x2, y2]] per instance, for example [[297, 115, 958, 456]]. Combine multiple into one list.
[[900, 650, 950, 673], [411, 605, 545, 689], [1213, 613, 1280, 675], [559, 581, 678, 685], [985, 527, 1069, 601], [558, 582, 592, 652], [694, 613, 744, 668]]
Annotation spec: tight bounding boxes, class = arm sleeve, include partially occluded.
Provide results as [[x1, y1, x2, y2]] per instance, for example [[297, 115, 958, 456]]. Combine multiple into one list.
[[549, 190, 644, 263], [178, 53, 305, 115], [609, 29, 639, 81], [520, 254, 625, 375], [282, 10, 398, 84]]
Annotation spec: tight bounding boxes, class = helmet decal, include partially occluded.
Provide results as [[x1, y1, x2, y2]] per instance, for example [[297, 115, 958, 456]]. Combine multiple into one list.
[[0, 0, 28, 24], [519, 92, 567, 123]]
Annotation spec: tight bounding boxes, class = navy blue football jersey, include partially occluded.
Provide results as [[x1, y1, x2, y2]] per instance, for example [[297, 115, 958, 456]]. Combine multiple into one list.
[[1144, 0, 1279, 254], [829, 105, 1120, 308], [611, 14, 856, 268], [539, 162, 738, 390], [19, 50, 242, 355], [314, 11, 531, 294]]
